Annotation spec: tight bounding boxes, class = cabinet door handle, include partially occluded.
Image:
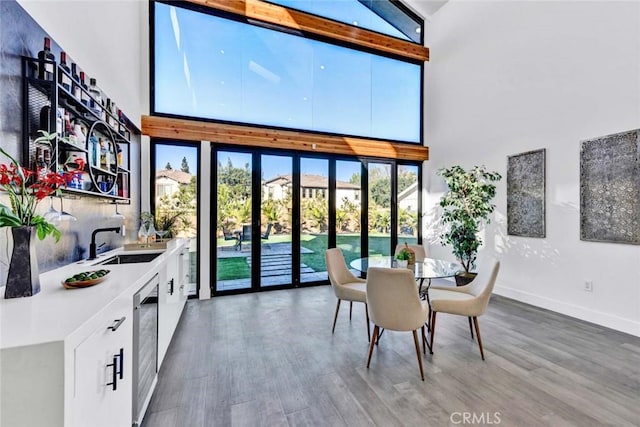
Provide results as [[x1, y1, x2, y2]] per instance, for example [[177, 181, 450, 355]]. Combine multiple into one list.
[[168, 278, 174, 295], [108, 317, 126, 331], [118, 348, 124, 380], [106, 355, 118, 391]]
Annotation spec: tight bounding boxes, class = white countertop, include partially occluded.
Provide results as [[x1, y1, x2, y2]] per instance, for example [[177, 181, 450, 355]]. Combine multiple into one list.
[[0, 240, 185, 350]]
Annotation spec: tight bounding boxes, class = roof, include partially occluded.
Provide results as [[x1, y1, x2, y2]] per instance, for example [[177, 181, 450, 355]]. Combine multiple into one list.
[[398, 181, 418, 201], [264, 174, 359, 190], [156, 169, 192, 185]]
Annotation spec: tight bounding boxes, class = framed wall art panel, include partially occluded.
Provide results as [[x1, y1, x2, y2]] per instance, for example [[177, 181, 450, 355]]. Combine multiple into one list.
[[580, 129, 640, 245], [507, 149, 546, 237]]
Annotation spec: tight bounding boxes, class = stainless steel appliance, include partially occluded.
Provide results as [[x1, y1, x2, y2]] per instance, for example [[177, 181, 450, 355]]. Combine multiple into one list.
[[132, 274, 159, 426]]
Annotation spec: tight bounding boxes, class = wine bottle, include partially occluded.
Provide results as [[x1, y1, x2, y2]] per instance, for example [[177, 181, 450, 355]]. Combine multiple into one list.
[[117, 109, 126, 136], [59, 51, 72, 91], [39, 105, 52, 133], [71, 63, 81, 99], [80, 72, 90, 107], [37, 37, 55, 81], [56, 108, 64, 136], [64, 110, 75, 138], [88, 78, 102, 114]]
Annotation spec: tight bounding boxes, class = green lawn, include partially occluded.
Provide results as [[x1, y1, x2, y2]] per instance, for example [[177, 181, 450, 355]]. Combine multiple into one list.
[[216, 233, 417, 280], [216, 257, 251, 281]]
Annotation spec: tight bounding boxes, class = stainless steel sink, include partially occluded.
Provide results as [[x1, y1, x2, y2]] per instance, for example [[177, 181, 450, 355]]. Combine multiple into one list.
[[99, 253, 162, 265]]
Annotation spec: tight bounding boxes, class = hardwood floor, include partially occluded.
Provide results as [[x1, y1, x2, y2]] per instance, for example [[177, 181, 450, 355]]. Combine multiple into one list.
[[143, 286, 640, 427]]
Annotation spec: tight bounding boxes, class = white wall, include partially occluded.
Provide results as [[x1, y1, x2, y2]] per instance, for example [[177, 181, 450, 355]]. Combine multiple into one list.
[[425, 0, 640, 336], [17, 0, 148, 127]]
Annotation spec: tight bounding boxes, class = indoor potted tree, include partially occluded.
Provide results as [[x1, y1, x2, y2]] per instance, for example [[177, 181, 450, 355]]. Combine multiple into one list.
[[438, 165, 501, 285]]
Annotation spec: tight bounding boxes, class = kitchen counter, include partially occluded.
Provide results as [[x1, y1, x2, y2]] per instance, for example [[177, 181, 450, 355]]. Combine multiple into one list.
[[0, 240, 184, 350]]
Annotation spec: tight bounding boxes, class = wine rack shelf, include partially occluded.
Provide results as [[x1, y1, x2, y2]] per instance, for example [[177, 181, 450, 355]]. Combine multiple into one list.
[[22, 56, 132, 201]]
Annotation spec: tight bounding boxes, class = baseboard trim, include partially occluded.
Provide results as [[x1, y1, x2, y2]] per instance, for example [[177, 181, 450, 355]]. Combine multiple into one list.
[[494, 285, 640, 337]]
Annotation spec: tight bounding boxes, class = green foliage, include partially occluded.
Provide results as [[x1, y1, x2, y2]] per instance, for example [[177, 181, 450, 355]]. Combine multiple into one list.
[[397, 169, 417, 194], [370, 209, 390, 234], [396, 248, 411, 261], [302, 198, 327, 232], [180, 156, 190, 173], [216, 159, 252, 234], [33, 215, 61, 242], [398, 207, 417, 232], [438, 165, 501, 272], [261, 199, 280, 224], [155, 175, 197, 237]]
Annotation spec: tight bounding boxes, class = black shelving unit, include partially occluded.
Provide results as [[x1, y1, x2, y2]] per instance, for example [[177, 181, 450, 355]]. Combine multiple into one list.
[[22, 56, 132, 202]]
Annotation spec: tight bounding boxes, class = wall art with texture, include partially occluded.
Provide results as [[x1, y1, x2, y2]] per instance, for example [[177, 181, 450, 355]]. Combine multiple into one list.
[[507, 149, 546, 237], [580, 129, 640, 244]]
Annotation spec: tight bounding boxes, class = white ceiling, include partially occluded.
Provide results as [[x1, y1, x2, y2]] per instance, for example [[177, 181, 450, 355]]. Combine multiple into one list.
[[407, 0, 449, 18]]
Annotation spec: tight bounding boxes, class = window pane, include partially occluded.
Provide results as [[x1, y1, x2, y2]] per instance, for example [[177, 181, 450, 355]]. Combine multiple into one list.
[[154, 143, 198, 295], [216, 152, 252, 291], [368, 163, 391, 256], [300, 158, 329, 283], [336, 160, 362, 268], [268, 0, 422, 43], [398, 165, 418, 244], [261, 154, 293, 287], [154, 3, 421, 143]]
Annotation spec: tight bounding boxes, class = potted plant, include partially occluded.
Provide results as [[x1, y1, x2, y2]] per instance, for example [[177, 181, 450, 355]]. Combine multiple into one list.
[[438, 165, 501, 285], [0, 131, 80, 298], [395, 248, 411, 268]]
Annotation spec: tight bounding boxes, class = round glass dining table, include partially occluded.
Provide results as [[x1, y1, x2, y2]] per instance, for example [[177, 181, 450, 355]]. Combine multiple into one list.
[[350, 256, 462, 283], [351, 256, 463, 298]]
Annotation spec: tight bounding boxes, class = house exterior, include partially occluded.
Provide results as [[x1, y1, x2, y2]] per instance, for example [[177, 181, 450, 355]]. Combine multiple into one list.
[[155, 169, 192, 200], [398, 181, 418, 213], [264, 174, 360, 207]]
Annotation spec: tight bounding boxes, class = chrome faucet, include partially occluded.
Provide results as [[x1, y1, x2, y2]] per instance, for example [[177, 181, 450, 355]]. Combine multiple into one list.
[[89, 225, 125, 260]]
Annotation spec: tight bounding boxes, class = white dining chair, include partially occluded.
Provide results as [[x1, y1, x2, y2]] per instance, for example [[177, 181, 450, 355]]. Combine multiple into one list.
[[325, 248, 370, 341], [366, 267, 430, 380]]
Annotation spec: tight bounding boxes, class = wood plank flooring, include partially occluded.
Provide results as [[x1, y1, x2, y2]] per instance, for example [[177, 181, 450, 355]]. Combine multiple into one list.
[[142, 286, 640, 427]]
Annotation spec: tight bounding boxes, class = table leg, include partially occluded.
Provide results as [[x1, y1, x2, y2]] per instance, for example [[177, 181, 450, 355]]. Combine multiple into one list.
[[423, 278, 434, 354]]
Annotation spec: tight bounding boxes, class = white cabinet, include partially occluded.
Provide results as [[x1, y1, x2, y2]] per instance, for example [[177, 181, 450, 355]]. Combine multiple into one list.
[[157, 247, 188, 366], [0, 241, 188, 427], [71, 297, 132, 427]]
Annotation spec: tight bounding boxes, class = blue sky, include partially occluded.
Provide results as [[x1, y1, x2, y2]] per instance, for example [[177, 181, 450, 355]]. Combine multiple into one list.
[[156, 144, 198, 174], [154, 3, 421, 143], [155, 146, 363, 182]]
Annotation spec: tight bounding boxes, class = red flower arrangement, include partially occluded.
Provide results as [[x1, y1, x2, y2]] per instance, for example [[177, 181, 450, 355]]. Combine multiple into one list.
[[0, 131, 84, 241]]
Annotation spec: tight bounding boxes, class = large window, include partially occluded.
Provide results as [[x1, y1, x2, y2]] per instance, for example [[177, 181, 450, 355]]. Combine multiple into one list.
[[268, 0, 423, 43], [153, 2, 421, 143]]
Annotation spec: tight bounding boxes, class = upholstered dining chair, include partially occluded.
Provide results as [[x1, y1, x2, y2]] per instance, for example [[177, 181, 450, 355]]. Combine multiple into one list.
[[325, 248, 370, 341], [427, 257, 500, 360], [394, 243, 427, 262], [366, 267, 430, 381]]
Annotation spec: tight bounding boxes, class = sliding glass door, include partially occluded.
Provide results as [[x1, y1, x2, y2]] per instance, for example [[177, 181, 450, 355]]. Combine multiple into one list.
[[215, 151, 252, 291], [300, 158, 329, 283], [368, 162, 392, 257], [212, 148, 421, 294], [261, 154, 293, 287], [398, 164, 419, 247], [336, 160, 362, 269]]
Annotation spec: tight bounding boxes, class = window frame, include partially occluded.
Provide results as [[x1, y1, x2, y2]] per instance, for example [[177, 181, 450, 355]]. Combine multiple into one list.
[[150, 0, 424, 146]]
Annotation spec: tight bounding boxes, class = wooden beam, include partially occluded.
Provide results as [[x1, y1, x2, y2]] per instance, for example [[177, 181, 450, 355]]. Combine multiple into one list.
[[183, 0, 429, 62], [142, 116, 429, 162]]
